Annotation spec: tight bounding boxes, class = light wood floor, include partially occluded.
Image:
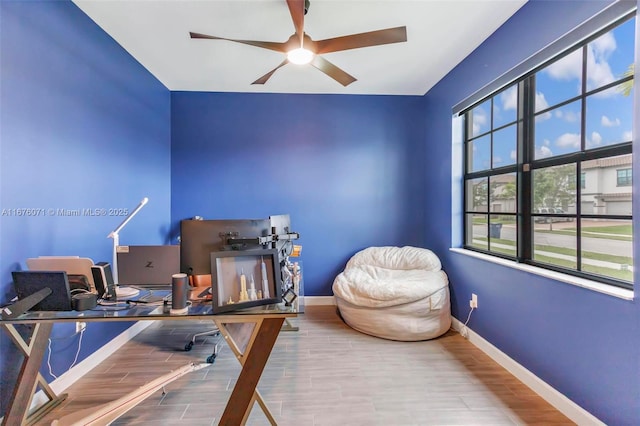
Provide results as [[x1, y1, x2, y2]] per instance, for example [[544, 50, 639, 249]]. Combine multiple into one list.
[[38, 306, 573, 425]]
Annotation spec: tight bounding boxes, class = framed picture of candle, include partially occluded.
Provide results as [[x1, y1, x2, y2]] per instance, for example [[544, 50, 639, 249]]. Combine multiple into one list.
[[209, 249, 282, 313]]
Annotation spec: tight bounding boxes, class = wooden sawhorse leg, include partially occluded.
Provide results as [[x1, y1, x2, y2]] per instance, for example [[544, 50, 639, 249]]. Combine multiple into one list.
[[2, 323, 68, 426], [214, 317, 285, 426]]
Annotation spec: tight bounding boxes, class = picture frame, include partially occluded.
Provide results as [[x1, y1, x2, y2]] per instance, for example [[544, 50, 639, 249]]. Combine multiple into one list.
[[210, 249, 282, 313]]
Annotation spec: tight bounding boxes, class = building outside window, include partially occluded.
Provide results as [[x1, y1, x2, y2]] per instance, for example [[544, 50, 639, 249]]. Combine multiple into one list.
[[617, 168, 632, 186], [462, 13, 635, 289]]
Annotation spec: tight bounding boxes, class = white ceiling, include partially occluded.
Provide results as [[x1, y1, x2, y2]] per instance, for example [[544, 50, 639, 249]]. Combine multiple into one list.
[[72, 0, 527, 96]]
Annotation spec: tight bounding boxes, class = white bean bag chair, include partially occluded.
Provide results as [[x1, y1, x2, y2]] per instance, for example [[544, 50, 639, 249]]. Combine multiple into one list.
[[332, 246, 451, 341]]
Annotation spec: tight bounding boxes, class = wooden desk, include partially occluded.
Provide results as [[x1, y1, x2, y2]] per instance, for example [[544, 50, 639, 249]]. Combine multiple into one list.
[[1, 300, 296, 425]]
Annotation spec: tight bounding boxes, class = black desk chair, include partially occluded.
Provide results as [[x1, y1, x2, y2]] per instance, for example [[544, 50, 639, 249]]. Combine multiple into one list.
[[184, 274, 221, 363]]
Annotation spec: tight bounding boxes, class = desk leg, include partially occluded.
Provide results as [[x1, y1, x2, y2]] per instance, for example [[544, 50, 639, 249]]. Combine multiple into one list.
[[281, 318, 299, 332], [214, 317, 284, 426], [2, 323, 67, 426]]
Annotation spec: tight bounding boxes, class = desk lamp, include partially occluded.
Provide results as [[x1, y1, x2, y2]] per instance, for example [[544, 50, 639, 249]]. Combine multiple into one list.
[[107, 197, 148, 298]]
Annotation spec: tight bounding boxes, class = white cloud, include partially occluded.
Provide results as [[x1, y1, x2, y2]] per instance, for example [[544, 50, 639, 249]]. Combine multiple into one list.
[[546, 49, 582, 82], [543, 31, 617, 96], [591, 32, 616, 58], [556, 133, 581, 148], [535, 92, 552, 121], [472, 107, 488, 135], [601, 115, 621, 127], [623, 130, 633, 141], [500, 86, 518, 111], [510, 150, 517, 161], [552, 108, 578, 123], [494, 156, 503, 165], [536, 145, 553, 158], [586, 32, 617, 92], [535, 91, 549, 110], [586, 131, 602, 148], [544, 139, 551, 146], [562, 110, 579, 123]]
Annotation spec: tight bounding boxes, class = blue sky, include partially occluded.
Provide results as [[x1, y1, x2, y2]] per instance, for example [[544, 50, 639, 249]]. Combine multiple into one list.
[[468, 16, 635, 172]]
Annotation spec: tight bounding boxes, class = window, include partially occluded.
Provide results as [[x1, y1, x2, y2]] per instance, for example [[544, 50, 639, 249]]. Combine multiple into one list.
[[617, 168, 632, 186], [462, 14, 635, 289]]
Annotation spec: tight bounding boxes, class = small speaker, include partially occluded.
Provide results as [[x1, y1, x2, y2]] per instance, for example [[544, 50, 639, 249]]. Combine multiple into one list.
[[171, 273, 189, 315], [91, 262, 116, 300]]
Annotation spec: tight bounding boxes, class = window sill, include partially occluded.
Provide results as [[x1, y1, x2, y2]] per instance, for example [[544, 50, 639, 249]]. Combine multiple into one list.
[[449, 248, 634, 301]]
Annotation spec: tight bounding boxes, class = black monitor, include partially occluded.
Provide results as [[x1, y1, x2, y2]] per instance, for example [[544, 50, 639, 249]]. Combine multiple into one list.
[[179, 219, 271, 276]]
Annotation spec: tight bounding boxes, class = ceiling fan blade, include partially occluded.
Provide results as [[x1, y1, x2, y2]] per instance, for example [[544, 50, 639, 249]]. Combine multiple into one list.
[[252, 59, 289, 85], [190, 32, 288, 53], [286, 0, 305, 46], [314, 26, 407, 54], [310, 55, 356, 87]]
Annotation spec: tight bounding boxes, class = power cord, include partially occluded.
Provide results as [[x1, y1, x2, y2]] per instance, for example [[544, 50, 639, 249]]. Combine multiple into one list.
[[47, 326, 85, 379], [459, 306, 476, 339]]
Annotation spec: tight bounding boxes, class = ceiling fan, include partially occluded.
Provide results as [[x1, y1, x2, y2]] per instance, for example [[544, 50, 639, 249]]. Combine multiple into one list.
[[189, 0, 407, 86]]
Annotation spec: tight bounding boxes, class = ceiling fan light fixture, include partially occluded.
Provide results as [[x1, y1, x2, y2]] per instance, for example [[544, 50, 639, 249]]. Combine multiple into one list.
[[287, 48, 314, 65]]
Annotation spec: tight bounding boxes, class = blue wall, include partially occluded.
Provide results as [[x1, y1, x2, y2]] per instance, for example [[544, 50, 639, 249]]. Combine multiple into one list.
[[424, 0, 639, 424], [1, 0, 638, 423], [0, 0, 171, 414], [171, 92, 427, 296]]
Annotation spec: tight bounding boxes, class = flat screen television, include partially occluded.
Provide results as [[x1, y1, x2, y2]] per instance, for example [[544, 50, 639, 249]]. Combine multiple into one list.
[[210, 249, 282, 313]]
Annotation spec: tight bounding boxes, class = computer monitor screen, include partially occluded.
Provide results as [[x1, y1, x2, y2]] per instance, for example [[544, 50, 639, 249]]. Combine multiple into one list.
[[116, 245, 180, 286], [180, 219, 271, 276]]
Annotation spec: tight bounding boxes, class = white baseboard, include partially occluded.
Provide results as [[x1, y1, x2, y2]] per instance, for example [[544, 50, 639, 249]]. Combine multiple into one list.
[[451, 317, 604, 426], [30, 320, 156, 413], [303, 296, 336, 306]]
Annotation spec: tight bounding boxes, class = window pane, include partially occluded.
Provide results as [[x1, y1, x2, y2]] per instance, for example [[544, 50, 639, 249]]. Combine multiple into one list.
[[490, 214, 516, 257], [466, 214, 488, 250], [585, 83, 633, 149], [462, 15, 634, 289], [533, 164, 577, 213], [493, 124, 517, 168], [533, 220, 577, 269], [469, 99, 491, 138], [617, 169, 632, 186], [535, 49, 582, 112], [580, 154, 632, 216], [586, 17, 636, 92], [466, 178, 489, 212], [534, 100, 582, 159], [581, 218, 632, 283], [490, 173, 516, 213], [493, 85, 518, 128], [467, 134, 491, 172]]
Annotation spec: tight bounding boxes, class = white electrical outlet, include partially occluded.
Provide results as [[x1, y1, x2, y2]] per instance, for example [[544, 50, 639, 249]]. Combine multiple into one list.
[[76, 322, 86, 333], [470, 293, 478, 309]]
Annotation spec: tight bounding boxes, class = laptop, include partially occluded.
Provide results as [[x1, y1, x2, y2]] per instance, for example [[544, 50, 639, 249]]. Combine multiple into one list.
[[12, 271, 73, 311], [116, 245, 180, 288]]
